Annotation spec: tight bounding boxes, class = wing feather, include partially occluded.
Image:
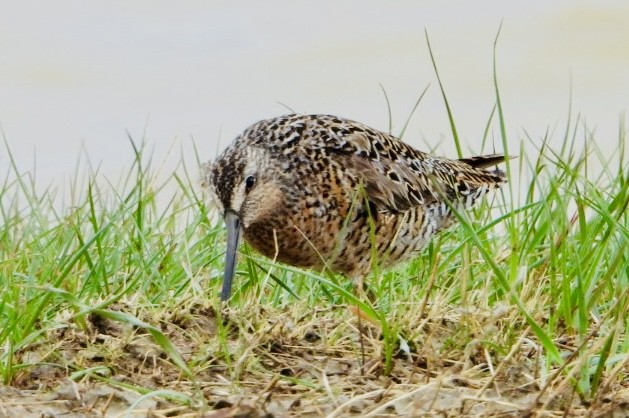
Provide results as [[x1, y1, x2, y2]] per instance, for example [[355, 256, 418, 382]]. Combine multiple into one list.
[[320, 119, 507, 214], [246, 114, 507, 214]]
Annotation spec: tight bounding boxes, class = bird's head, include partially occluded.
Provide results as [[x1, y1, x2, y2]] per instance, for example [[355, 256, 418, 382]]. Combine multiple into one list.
[[203, 142, 284, 301]]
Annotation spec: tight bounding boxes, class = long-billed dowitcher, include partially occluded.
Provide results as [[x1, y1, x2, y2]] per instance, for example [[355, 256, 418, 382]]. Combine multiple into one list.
[[203, 114, 506, 301]]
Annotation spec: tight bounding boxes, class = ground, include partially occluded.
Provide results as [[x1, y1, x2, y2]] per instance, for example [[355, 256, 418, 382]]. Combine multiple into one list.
[[1, 302, 627, 418]]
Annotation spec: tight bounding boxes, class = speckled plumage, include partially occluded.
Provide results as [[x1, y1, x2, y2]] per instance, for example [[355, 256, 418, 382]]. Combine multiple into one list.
[[203, 114, 507, 300]]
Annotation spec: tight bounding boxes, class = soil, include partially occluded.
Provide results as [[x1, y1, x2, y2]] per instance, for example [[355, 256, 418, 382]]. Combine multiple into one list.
[[1, 304, 627, 418]]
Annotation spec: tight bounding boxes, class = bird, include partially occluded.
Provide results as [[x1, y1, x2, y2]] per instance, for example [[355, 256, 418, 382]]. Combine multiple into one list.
[[202, 114, 507, 301]]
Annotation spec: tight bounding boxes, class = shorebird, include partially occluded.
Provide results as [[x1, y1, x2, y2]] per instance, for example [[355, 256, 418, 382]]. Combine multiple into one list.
[[203, 114, 506, 301]]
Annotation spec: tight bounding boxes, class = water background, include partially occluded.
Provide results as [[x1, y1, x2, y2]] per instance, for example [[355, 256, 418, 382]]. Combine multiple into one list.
[[1, 1, 628, 196]]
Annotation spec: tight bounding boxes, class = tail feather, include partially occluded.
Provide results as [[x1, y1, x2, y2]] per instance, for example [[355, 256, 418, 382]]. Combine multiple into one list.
[[458, 153, 507, 169]]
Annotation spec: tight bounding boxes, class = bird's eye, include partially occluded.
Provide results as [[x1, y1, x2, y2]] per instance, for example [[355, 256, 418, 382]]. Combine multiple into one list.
[[244, 175, 256, 193]]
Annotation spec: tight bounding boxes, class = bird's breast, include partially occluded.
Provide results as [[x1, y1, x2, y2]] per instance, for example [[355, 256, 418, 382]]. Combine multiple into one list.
[[242, 171, 355, 270]]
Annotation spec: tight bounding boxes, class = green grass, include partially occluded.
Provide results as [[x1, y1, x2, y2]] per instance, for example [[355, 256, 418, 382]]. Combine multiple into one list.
[[1, 119, 627, 415], [1, 90, 628, 416]]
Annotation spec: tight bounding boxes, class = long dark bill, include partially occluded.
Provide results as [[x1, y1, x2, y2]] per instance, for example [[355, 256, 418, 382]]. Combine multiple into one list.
[[221, 210, 242, 301]]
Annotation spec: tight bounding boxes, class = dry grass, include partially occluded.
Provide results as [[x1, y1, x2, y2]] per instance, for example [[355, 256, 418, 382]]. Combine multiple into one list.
[[2, 291, 628, 417]]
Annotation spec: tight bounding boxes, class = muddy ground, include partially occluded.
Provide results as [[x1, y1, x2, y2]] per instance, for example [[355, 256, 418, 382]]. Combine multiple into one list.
[[1, 304, 627, 417]]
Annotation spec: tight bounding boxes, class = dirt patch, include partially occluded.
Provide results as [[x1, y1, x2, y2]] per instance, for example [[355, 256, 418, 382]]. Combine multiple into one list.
[[3, 303, 628, 417]]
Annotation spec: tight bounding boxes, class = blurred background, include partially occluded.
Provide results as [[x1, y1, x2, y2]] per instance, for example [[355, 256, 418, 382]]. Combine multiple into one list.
[[1, 0, 628, 191]]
